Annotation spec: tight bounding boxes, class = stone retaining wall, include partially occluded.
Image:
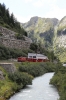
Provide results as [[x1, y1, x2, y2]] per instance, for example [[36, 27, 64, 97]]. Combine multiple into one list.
[[0, 63, 16, 73], [0, 37, 31, 49]]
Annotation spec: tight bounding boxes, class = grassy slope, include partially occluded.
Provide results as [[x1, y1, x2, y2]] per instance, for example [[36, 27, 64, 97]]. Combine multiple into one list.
[[0, 66, 18, 100]]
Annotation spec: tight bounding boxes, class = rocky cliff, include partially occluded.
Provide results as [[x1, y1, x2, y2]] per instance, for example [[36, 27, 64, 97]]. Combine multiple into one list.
[[0, 63, 16, 73], [0, 26, 32, 49], [56, 16, 66, 48]]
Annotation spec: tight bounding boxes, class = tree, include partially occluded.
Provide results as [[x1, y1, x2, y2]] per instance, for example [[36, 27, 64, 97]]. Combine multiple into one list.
[[0, 3, 27, 37], [10, 13, 15, 27], [30, 43, 38, 52]]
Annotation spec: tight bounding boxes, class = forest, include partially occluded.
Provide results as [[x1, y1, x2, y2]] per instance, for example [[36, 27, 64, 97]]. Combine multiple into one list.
[[0, 3, 27, 37]]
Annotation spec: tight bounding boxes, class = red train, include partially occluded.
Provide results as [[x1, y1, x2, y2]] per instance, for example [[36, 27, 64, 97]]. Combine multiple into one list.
[[17, 57, 49, 62], [17, 53, 49, 62]]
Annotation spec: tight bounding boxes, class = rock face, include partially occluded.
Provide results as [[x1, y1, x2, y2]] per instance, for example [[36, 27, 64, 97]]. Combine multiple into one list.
[[53, 16, 66, 62], [0, 26, 32, 49], [0, 37, 32, 49], [21, 17, 59, 48], [0, 63, 16, 73], [56, 16, 66, 48], [0, 71, 4, 80], [53, 16, 66, 48]]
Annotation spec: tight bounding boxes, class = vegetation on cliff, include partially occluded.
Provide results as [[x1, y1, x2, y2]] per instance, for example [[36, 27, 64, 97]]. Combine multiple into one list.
[[30, 43, 57, 62], [54, 45, 66, 62], [0, 43, 57, 62], [57, 16, 66, 33], [0, 45, 34, 60]]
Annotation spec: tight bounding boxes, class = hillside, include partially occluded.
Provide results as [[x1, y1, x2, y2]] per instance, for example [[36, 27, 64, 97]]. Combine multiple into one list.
[[53, 16, 66, 62], [21, 16, 59, 49], [0, 3, 33, 60], [0, 3, 27, 38]]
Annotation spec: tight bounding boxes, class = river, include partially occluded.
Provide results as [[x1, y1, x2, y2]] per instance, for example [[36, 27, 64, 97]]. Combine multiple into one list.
[[9, 73, 59, 100]]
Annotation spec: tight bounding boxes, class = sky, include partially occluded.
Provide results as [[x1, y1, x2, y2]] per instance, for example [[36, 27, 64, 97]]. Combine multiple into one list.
[[0, 0, 66, 23]]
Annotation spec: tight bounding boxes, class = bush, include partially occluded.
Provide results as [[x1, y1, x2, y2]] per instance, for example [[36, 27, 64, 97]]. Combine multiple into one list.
[[19, 62, 56, 77], [8, 71, 33, 86], [0, 45, 34, 60], [50, 63, 66, 100]]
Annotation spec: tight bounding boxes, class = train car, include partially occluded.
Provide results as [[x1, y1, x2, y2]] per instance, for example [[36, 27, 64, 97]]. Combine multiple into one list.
[[17, 53, 49, 62], [18, 57, 27, 62]]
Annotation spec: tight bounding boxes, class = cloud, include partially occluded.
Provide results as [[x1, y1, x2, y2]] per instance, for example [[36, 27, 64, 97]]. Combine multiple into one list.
[[10, 0, 66, 23], [24, 0, 33, 3], [14, 14, 31, 23], [33, 0, 57, 8], [33, 0, 44, 7], [45, 5, 66, 20]]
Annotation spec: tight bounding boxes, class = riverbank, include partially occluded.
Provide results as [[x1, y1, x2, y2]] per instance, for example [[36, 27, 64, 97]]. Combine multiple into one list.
[[50, 63, 66, 100], [9, 73, 59, 100], [0, 62, 56, 100]]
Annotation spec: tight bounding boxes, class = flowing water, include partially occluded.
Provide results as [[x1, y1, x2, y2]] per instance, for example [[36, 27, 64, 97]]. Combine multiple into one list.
[[9, 73, 59, 100]]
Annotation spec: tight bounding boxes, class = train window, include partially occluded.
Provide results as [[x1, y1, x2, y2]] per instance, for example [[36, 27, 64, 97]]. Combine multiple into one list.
[[33, 56, 36, 58], [29, 56, 32, 58]]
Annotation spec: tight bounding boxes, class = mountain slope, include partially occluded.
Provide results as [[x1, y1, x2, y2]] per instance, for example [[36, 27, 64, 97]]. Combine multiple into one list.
[[21, 16, 59, 49], [22, 16, 66, 62], [53, 16, 66, 62]]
